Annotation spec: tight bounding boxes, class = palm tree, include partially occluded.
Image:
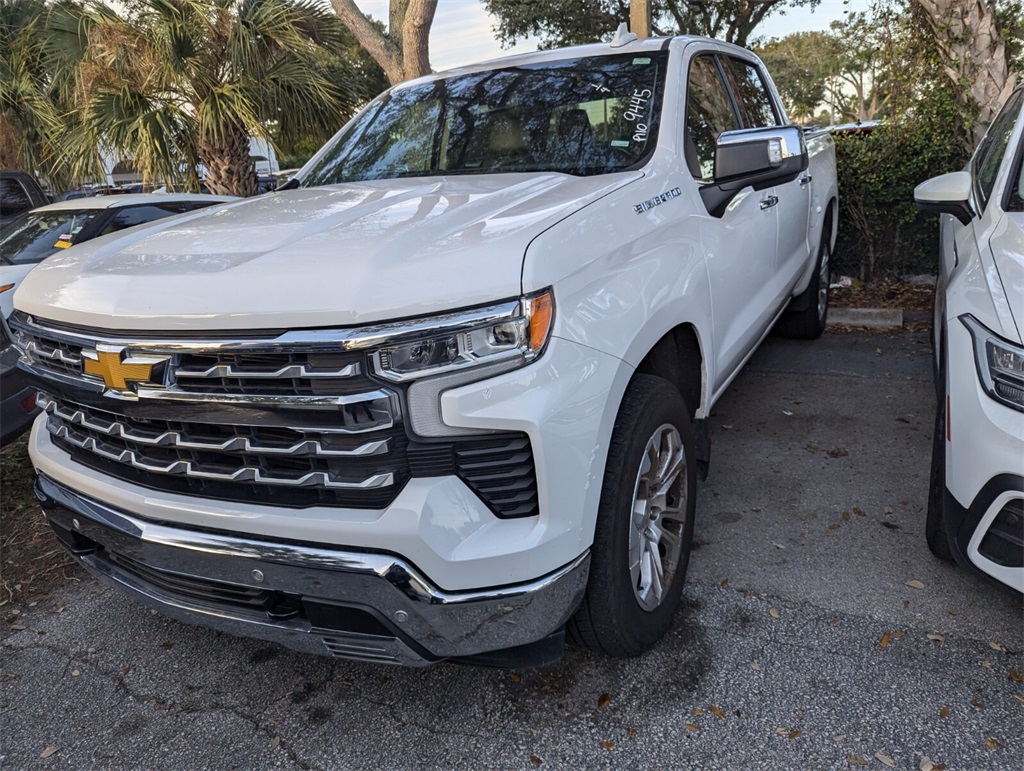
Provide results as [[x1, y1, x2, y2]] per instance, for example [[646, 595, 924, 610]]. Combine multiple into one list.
[[0, 0, 96, 191], [69, 0, 358, 196]]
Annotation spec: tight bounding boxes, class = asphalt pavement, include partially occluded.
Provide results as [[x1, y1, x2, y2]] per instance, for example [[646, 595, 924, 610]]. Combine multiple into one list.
[[2, 329, 1021, 770]]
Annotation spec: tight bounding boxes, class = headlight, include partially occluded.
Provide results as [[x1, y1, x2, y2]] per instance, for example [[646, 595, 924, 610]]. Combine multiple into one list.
[[961, 314, 1024, 411], [371, 290, 554, 382]]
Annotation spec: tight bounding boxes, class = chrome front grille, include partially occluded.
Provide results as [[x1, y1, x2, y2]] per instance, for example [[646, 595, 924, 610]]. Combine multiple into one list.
[[13, 313, 540, 517]]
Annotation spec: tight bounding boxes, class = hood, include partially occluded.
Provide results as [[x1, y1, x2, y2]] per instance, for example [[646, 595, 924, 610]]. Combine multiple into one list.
[[14, 172, 640, 332], [991, 212, 1024, 341]]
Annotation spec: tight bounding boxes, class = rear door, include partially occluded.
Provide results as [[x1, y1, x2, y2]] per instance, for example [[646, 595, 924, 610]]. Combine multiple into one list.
[[684, 51, 779, 390]]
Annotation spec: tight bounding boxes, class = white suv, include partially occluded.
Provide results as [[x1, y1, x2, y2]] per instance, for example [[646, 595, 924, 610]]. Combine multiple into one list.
[[915, 86, 1024, 594]]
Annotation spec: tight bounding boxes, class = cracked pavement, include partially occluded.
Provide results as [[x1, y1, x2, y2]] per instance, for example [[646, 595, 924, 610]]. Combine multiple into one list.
[[2, 330, 1021, 769]]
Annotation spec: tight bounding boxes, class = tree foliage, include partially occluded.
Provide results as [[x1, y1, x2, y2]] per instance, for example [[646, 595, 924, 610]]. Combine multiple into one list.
[[484, 0, 821, 50], [55, 0, 378, 196]]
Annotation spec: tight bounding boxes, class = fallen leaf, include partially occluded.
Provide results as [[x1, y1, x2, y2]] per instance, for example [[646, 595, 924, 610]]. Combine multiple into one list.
[[788, 730, 802, 740], [971, 699, 984, 709], [927, 633, 944, 645], [160, 642, 175, 650], [709, 705, 726, 720], [9, 624, 25, 631], [720, 578, 729, 587], [722, 424, 733, 430], [1008, 670, 1023, 684], [775, 727, 789, 735], [1012, 693, 1024, 703], [627, 728, 637, 739], [879, 632, 892, 649], [530, 755, 543, 765], [508, 672, 521, 683], [783, 410, 794, 416], [884, 506, 893, 514], [71, 669, 80, 677], [770, 608, 781, 619], [684, 723, 700, 732], [833, 735, 847, 742], [750, 661, 761, 671], [690, 708, 705, 716], [875, 752, 896, 766], [919, 756, 934, 771], [892, 631, 905, 638], [600, 740, 615, 750], [988, 641, 1007, 653], [742, 591, 751, 599], [984, 737, 1003, 750], [829, 523, 842, 530], [853, 507, 866, 517], [939, 706, 950, 718], [772, 541, 787, 550], [843, 511, 851, 521], [947, 611, 957, 617], [848, 755, 868, 766], [827, 448, 849, 458], [903, 601, 910, 609], [87, 647, 96, 654], [270, 737, 280, 749], [829, 619, 840, 627], [40, 747, 57, 759], [906, 580, 925, 590], [597, 692, 612, 709], [982, 660, 993, 670]]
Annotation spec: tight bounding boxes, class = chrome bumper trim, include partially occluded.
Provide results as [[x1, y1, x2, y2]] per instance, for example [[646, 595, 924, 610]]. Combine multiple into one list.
[[37, 475, 589, 664]]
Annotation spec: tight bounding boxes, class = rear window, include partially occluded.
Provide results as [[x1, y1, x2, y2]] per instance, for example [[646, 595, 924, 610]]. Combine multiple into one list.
[[303, 52, 669, 183]]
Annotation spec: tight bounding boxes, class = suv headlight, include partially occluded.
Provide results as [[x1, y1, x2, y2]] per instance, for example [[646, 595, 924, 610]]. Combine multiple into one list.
[[961, 314, 1024, 411], [371, 290, 554, 383]]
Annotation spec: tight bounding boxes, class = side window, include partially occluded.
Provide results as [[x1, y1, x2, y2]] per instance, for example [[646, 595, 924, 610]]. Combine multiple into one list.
[[0, 179, 32, 217], [719, 57, 781, 128], [684, 55, 739, 181], [973, 88, 1024, 210], [100, 204, 189, 235]]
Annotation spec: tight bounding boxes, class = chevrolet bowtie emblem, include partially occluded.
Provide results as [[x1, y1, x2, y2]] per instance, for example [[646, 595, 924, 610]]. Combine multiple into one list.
[[83, 346, 165, 390]]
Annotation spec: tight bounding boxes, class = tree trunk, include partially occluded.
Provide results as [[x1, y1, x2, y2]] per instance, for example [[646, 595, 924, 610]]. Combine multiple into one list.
[[198, 122, 258, 197], [911, 0, 1017, 143], [331, 0, 437, 85]]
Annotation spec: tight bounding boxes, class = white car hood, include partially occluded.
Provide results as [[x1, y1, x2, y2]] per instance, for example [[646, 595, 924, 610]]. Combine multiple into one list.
[[15, 173, 640, 332], [991, 212, 1024, 341]]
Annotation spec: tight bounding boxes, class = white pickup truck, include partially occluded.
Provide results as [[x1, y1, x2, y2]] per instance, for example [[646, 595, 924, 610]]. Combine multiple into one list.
[[12, 32, 838, 667]]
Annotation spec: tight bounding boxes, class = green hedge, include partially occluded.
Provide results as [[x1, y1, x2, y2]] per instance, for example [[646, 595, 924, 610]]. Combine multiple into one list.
[[831, 93, 972, 282]]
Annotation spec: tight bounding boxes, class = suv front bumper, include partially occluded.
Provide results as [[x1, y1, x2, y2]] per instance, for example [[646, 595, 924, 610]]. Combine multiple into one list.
[[36, 474, 589, 666]]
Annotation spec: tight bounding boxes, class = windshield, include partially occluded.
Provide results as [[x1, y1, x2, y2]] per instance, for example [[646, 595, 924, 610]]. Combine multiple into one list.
[[303, 52, 668, 184], [0, 209, 104, 265]]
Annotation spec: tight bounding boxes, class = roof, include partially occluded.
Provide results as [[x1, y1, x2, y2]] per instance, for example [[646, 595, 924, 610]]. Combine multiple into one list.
[[419, 34, 748, 82], [33, 192, 238, 213]]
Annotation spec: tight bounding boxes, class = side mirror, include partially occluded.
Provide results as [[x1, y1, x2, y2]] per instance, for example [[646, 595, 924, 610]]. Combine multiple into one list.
[[700, 125, 808, 217], [914, 171, 974, 225]]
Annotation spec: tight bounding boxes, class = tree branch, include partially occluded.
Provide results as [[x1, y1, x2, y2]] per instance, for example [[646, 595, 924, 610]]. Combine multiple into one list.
[[330, 0, 403, 83]]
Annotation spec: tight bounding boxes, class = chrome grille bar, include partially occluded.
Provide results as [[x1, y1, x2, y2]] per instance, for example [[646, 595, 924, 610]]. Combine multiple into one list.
[[40, 397, 391, 458], [53, 423, 395, 490], [174, 362, 362, 380]]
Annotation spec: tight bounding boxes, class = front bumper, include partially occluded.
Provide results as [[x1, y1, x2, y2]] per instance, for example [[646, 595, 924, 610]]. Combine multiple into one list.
[[36, 474, 590, 666]]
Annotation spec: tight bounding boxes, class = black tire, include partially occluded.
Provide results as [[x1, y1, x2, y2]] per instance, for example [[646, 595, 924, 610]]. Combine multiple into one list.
[[568, 374, 697, 657], [926, 371, 955, 562], [775, 231, 831, 340]]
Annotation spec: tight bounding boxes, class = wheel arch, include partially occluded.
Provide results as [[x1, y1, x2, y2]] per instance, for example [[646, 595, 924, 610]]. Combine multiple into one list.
[[634, 323, 706, 417]]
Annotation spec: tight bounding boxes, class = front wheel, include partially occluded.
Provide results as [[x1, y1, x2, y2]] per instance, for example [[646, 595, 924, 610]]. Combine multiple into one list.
[[568, 374, 697, 657]]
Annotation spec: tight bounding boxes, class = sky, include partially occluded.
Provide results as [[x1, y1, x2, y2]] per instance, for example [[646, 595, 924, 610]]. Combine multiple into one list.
[[354, 0, 871, 72]]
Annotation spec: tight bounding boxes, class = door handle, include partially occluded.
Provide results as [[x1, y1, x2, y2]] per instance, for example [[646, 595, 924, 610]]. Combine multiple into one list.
[[760, 195, 779, 210], [799, 175, 813, 186]]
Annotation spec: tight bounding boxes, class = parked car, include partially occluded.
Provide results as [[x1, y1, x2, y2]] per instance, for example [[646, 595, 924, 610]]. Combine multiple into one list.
[[0, 192, 238, 320], [0, 192, 237, 446], [0, 170, 50, 228], [11, 31, 838, 665], [914, 86, 1024, 594]]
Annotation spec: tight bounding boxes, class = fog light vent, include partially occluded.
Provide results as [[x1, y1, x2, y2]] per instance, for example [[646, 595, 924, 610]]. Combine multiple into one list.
[[979, 499, 1024, 568]]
